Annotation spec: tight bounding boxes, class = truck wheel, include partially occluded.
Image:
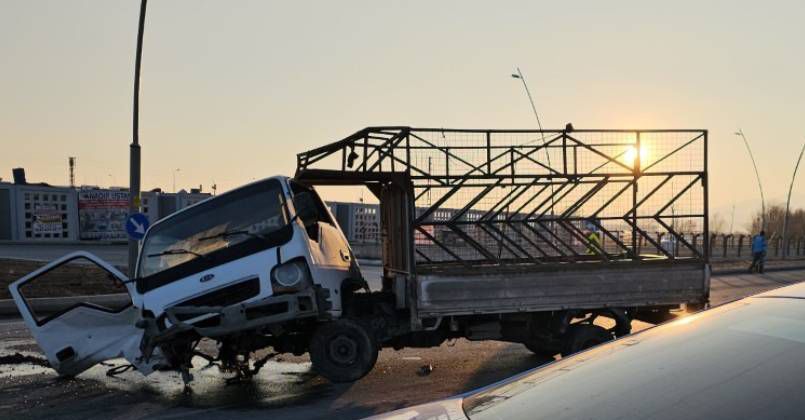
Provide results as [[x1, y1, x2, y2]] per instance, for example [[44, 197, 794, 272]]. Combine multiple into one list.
[[561, 325, 612, 357], [310, 319, 379, 383]]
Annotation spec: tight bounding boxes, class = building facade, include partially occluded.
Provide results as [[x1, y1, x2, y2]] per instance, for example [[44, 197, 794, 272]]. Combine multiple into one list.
[[0, 180, 210, 242]]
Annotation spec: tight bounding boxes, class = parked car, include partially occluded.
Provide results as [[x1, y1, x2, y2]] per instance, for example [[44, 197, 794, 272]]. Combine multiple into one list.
[[369, 281, 805, 419]]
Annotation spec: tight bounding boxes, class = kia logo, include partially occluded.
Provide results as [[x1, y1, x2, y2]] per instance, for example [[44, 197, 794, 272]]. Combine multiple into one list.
[[200, 274, 215, 283]]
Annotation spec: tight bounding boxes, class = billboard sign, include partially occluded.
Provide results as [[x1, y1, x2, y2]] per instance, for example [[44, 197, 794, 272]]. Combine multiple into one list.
[[32, 203, 62, 234], [78, 190, 129, 240]]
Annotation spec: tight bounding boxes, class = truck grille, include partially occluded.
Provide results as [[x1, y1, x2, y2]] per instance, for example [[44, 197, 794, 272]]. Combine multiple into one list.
[[179, 277, 261, 308]]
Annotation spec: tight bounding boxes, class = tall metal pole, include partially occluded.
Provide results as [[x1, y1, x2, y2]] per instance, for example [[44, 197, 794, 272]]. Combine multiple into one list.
[[735, 129, 766, 231], [511, 67, 554, 218], [173, 168, 180, 193], [511, 68, 550, 160], [128, 0, 147, 277], [782, 140, 805, 258]]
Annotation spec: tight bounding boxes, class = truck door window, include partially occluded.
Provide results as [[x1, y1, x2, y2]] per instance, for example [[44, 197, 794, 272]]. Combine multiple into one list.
[[290, 181, 333, 226], [18, 256, 132, 325]]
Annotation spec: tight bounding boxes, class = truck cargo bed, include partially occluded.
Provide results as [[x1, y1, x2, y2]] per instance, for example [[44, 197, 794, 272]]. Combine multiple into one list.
[[415, 260, 708, 317]]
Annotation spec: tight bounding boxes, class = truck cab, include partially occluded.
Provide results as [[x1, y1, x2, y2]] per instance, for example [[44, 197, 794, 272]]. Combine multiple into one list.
[[10, 176, 365, 380], [135, 176, 359, 323]]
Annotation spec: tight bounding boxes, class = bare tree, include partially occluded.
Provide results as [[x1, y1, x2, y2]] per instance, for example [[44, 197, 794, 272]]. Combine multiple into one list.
[[710, 212, 727, 234], [750, 203, 805, 239]]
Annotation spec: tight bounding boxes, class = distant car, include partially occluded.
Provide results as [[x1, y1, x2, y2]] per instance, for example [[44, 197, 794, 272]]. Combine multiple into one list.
[[369, 281, 805, 420]]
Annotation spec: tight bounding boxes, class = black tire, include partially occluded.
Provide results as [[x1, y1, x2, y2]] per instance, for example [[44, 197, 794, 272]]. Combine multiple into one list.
[[310, 319, 379, 383], [561, 324, 612, 357]]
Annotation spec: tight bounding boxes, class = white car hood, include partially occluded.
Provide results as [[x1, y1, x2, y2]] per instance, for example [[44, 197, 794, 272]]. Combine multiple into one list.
[[365, 397, 466, 420]]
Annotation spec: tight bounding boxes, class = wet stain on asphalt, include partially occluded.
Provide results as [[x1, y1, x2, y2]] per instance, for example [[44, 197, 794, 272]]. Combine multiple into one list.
[[0, 357, 345, 419], [0, 352, 49, 367]]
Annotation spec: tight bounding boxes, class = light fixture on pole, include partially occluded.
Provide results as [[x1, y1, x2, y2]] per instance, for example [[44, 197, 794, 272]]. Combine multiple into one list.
[[734, 129, 766, 230], [782, 139, 805, 258], [128, 0, 147, 277]]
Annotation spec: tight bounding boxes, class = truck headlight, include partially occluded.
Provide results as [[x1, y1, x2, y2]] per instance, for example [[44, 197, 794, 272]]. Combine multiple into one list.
[[271, 258, 310, 292]]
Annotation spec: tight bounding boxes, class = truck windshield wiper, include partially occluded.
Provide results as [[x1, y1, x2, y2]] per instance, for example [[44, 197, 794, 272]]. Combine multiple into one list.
[[146, 248, 209, 260], [198, 229, 267, 243]]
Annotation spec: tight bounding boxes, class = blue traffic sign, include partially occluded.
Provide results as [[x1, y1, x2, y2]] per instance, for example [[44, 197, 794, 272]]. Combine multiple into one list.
[[126, 213, 150, 240]]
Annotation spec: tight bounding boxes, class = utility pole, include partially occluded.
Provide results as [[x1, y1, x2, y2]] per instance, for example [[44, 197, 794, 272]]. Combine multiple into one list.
[[128, 0, 147, 277], [782, 139, 805, 258], [734, 129, 766, 231]]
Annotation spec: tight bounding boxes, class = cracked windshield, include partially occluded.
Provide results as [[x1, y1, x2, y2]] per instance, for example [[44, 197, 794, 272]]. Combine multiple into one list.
[[139, 179, 286, 277]]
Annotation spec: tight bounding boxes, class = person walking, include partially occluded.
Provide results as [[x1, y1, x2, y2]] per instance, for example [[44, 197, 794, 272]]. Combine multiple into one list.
[[749, 230, 767, 273], [586, 229, 602, 256]]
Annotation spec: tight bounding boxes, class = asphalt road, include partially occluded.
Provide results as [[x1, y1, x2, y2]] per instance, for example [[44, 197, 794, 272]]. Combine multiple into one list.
[[1, 245, 804, 419]]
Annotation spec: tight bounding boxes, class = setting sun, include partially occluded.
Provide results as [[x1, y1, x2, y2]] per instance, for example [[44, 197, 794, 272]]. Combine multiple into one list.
[[623, 145, 649, 168]]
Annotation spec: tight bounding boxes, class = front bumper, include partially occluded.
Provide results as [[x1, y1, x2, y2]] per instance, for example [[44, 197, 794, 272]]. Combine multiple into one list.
[[163, 289, 320, 338]]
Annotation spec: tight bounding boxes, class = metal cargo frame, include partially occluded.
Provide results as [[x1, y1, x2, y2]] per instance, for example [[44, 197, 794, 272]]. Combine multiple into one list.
[[296, 127, 709, 273]]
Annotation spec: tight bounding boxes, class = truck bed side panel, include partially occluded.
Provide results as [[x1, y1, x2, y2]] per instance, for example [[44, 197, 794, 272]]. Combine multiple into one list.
[[416, 263, 706, 317]]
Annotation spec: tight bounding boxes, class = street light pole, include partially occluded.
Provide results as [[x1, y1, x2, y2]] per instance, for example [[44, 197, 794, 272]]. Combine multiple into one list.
[[128, 0, 147, 277], [734, 129, 766, 231], [511, 67, 555, 219], [511, 68, 550, 158], [782, 139, 805, 258]]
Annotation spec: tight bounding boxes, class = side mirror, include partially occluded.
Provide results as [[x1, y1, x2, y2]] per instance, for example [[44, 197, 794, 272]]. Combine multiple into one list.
[[292, 192, 318, 227]]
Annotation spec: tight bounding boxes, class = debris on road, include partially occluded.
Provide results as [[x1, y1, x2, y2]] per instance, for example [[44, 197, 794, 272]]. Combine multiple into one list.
[[417, 364, 434, 376]]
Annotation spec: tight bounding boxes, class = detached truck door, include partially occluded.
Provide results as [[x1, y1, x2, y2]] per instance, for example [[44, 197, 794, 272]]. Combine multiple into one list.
[[8, 251, 152, 377]]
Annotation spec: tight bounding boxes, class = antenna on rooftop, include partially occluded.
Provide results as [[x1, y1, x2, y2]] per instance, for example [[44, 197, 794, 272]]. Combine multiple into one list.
[[68, 157, 77, 188]]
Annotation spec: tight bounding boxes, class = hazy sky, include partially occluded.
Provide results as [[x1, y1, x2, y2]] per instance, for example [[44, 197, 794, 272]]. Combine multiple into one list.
[[2, 0, 804, 230]]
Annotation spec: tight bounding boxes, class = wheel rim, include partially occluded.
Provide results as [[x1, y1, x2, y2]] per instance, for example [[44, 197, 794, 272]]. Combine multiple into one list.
[[328, 334, 359, 366]]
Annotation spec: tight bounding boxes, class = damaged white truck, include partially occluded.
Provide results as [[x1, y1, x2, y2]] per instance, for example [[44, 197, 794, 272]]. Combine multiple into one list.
[[10, 127, 711, 385]]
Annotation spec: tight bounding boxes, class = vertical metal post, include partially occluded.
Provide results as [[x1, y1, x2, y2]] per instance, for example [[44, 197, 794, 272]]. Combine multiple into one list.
[[128, 0, 147, 277], [444, 148, 450, 184], [631, 132, 640, 259], [703, 130, 710, 263], [782, 140, 805, 258], [405, 131, 411, 170], [510, 148, 515, 184], [486, 132, 491, 174]]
